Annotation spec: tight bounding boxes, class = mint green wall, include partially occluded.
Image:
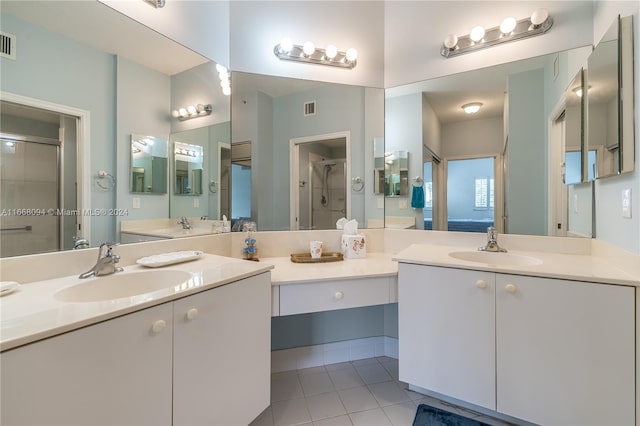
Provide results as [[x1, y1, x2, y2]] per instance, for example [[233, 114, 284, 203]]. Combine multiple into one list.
[[507, 69, 546, 235], [0, 13, 116, 246]]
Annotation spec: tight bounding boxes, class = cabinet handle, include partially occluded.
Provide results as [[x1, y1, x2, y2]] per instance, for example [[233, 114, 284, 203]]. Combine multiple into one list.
[[151, 320, 166, 334], [186, 308, 199, 321], [334, 291, 344, 300], [475, 279, 487, 289], [505, 283, 518, 294]]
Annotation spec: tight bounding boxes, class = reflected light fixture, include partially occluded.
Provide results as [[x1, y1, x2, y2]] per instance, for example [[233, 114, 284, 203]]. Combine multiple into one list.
[[216, 64, 231, 96], [572, 85, 591, 98], [171, 103, 212, 121], [462, 102, 483, 114], [274, 38, 358, 69], [441, 8, 553, 58], [143, 0, 165, 8]]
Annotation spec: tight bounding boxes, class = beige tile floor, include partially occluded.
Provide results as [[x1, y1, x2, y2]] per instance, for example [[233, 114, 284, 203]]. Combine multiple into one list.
[[251, 357, 514, 426]]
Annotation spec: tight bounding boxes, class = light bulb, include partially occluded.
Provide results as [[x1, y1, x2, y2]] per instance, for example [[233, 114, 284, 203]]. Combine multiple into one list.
[[531, 8, 549, 26], [187, 105, 197, 115], [195, 104, 205, 113], [220, 79, 230, 88], [215, 64, 227, 74], [280, 37, 293, 53], [345, 48, 358, 62], [325, 44, 338, 59], [303, 41, 315, 56], [443, 34, 458, 49], [222, 86, 231, 96], [178, 108, 188, 117], [500, 17, 517, 34], [218, 71, 228, 81], [470, 26, 485, 42], [171, 110, 179, 118]]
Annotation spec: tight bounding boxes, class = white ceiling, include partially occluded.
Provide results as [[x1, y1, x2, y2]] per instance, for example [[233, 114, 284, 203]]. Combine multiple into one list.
[[386, 53, 552, 124], [1, 0, 208, 75]]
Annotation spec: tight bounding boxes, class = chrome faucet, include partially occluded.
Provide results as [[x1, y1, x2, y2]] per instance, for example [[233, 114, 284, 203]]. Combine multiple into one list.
[[79, 242, 123, 279], [73, 236, 90, 250], [479, 226, 507, 252], [177, 216, 191, 229]]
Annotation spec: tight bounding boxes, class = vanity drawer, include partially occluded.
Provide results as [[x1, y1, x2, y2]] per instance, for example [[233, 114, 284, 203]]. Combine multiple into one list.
[[279, 277, 392, 316]]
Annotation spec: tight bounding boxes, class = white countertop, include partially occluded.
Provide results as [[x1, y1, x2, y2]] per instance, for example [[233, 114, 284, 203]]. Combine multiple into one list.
[[0, 254, 272, 352], [121, 227, 216, 239], [262, 252, 398, 285], [393, 244, 640, 287]]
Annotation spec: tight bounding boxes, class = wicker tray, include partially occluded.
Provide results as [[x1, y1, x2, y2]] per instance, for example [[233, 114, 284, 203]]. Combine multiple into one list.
[[290, 252, 344, 263]]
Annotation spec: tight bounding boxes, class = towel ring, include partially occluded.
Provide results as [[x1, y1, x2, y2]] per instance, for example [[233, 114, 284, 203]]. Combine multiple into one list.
[[208, 180, 218, 194], [351, 177, 364, 192], [412, 176, 424, 186], [96, 170, 116, 191]]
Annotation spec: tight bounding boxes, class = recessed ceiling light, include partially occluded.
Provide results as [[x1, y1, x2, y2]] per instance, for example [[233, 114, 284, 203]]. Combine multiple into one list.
[[462, 102, 483, 114]]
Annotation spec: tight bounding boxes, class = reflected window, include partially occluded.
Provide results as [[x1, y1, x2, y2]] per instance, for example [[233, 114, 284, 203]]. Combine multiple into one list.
[[447, 157, 495, 233]]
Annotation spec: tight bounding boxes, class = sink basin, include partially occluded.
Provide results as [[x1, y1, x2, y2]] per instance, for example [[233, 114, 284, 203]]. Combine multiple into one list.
[[448, 251, 542, 266], [55, 270, 192, 303]]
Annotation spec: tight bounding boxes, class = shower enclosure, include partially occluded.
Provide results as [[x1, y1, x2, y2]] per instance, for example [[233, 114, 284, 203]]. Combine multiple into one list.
[[0, 135, 61, 257], [307, 159, 346, 229]]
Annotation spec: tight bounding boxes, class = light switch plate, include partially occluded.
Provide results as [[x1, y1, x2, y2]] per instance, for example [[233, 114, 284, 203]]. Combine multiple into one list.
[[133, 197, 141, 209], [377, 198, 384, 209], [194, 198, 200, 208], [399, 199, 408, 209], [622, 189, 631, 218], [573, 193, 579, 213]]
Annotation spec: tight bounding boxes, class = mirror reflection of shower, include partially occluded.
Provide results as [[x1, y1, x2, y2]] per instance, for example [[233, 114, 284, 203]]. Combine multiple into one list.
[[310, 159, 346, 229]]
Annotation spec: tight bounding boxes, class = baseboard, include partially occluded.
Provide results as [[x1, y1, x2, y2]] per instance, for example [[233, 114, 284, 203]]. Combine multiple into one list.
[[271, 336, 398, 373]]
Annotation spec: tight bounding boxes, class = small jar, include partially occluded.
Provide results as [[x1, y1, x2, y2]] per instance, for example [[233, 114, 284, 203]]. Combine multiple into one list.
[[242, 221, 258, 260]]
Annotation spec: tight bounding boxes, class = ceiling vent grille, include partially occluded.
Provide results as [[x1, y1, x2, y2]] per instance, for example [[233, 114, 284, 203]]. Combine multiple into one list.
[[0, 32, 16, 60], [304, 101, 316, 117]]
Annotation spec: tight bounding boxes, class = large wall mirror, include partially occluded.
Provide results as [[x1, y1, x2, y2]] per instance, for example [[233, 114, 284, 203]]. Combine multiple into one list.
[[130, 134, 168, 194], [586, 15, 635, 180], [385, 45, 594, 237], [230, 72, 384, 231], [0, 0, 230, 257]]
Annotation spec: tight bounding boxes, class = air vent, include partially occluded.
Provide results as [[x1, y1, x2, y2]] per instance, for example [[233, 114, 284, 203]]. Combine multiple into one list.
[[0, 32, 16, 60], [304, 101, 316, 117]]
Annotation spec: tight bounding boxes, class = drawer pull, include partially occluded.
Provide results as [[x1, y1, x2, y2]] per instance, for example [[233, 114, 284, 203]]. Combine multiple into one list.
[[475, 279, 487, 289], [151, 320, 166, 334], [334, 291, 344, 300], [505, 283, 518, 294], [186, 308, 199, 321]]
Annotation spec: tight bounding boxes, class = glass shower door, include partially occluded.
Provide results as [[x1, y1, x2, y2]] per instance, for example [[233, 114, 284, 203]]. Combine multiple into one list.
[[1, 138, 60, 257]]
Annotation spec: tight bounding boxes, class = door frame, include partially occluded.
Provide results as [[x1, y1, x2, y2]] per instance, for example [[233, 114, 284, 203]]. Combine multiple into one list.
[[289, 131, 351, 230], [1, 91, 91, 243], [441, 153, 504, 233]]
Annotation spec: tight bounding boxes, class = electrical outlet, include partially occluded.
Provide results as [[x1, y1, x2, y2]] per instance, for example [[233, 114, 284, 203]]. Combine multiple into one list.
[[132, 198, 141, 209], [622, 189, 632, 218], [194, 198, 200, 208], [377, 198, 384, 209], [399, 199, 408, 209]]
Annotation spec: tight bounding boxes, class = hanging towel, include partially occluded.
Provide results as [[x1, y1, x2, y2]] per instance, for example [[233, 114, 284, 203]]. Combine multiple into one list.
[[411, 184, 425, 209]]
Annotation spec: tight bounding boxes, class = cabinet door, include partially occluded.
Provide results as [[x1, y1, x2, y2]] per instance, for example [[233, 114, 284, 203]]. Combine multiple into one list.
[[496, 274, 634, 425], [0, 303, 173, 426], [398, 264, 496, 409], [173, 272, 271, 426]]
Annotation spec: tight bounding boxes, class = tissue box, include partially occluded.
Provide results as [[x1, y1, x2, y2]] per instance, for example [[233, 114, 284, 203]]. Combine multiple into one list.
[[341, 234, 366, 258]]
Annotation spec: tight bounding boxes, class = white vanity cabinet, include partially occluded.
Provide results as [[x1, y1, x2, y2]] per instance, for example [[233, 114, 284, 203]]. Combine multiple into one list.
[[398, 264, 496, 409], [398, 263, 635, 426], [495, 273, 634, 425], [0, 303, 174, 426], [0, 272, 271, 426], [173, 272, 271, 426]]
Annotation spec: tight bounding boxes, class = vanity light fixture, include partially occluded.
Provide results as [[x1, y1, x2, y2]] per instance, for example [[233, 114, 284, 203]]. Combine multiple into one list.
[[216, 64, 231, 96], [572, 85, 591, 98], [274, 38, 358, 69], [441, 8, 553, 58], [462, 102, 483, 114], [171, 104, 212, 121], [143, 0, 165, 8]]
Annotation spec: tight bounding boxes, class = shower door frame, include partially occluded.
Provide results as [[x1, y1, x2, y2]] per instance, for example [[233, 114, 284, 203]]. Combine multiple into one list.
[[2, 91, 92, 245], [289, 131, 351, 230]]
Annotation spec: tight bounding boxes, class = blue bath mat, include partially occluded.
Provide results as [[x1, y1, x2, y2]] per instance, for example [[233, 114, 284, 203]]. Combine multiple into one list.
[[413, 404, 490, 426]]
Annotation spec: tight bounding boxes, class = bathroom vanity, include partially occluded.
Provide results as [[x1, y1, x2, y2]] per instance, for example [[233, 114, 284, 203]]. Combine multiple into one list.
[[0, 254, 272, 426], [394, 243, 637, 426]]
